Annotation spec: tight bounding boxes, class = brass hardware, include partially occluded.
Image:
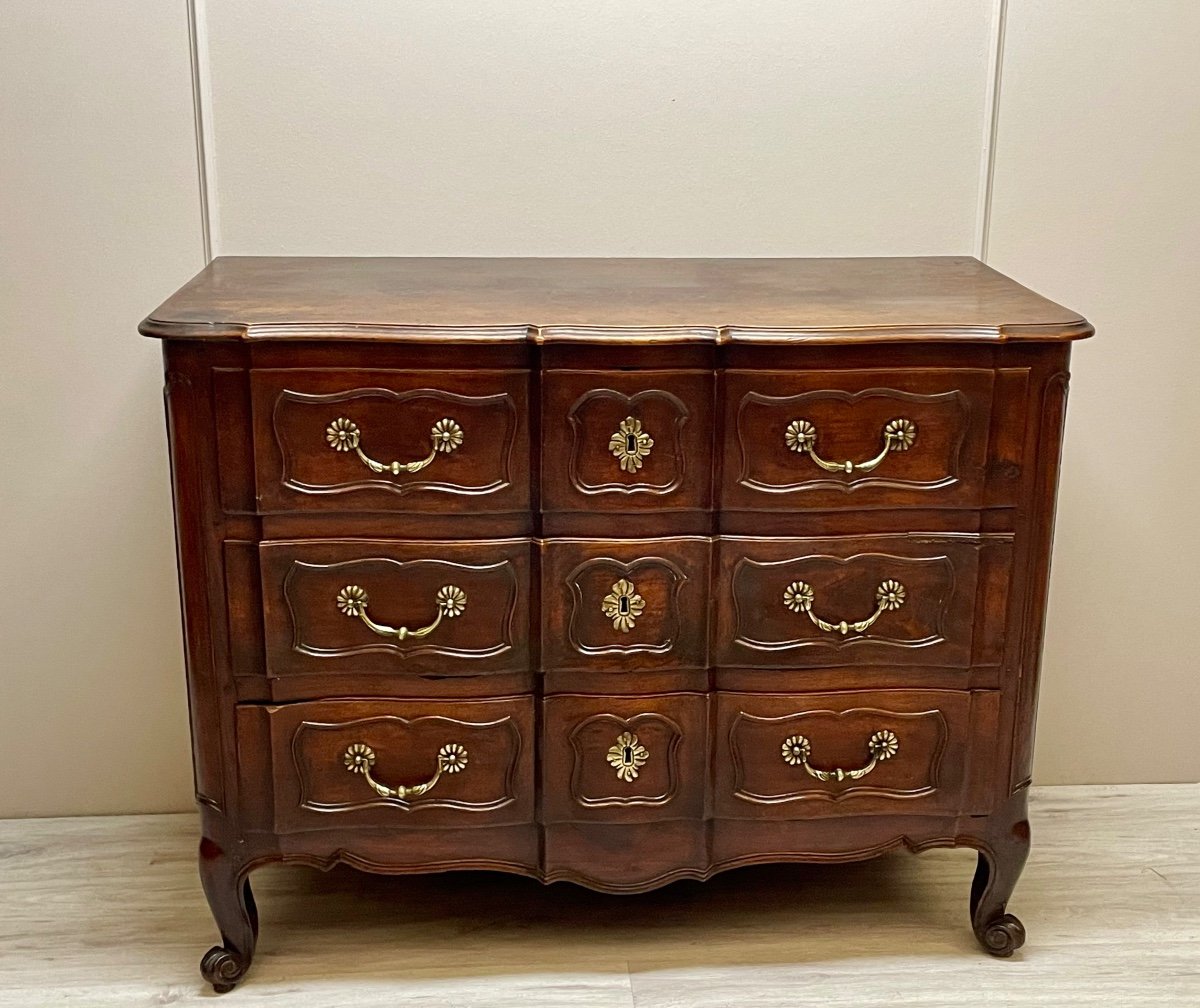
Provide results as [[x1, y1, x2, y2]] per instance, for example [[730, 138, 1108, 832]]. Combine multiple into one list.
[[782, 579, 905, 635], [606, 731, 649, 782], [784, 417, 916, 474], [326, 416, 463, 475], [601, 578, 646, 633], [781, 730, 899, 782], [609, 416, 654, 473], [336, 584, 466, 641], [343, 741, 468, 799]]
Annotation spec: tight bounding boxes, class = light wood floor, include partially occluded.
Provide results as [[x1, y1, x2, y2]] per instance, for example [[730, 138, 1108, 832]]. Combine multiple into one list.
[[0, 784, 1196, 1006]]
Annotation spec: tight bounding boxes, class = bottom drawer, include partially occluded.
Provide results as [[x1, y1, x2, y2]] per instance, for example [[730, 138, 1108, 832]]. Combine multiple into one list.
[[714, 689, 996, 820], [542, 693, 707, 823], [250, 697, 535, 833]]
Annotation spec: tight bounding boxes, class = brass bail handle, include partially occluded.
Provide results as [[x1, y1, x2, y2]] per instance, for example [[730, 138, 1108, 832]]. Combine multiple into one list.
[[343, 742, 468, 799], [781, 730, 899, 782], [336, 584, 466, 641], [785, 417, 916, 474], [783, 579, 906, 635], [326, 416, 463, 475]]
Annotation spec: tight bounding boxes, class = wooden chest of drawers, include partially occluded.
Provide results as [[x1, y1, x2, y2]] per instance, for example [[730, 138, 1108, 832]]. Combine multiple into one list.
[[141, 256, 1091, 991]]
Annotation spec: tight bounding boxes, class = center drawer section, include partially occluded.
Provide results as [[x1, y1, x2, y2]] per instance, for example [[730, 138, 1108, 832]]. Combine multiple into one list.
[[542, 693, 708, 823], [715, 534, 1011, 670], [541, 370, 714, 513], [260, 539, 531, 678], [541, 537, 712, 672]]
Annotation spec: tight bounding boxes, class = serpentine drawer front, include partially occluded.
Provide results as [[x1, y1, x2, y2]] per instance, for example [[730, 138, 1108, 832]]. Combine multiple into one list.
[[250, 368, 530, 515], [143, 256, 1090, 991]]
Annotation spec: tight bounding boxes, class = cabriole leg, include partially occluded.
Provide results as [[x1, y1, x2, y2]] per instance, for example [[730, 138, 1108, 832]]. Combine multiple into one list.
[[198, 837, 258, 992], [969, 790, 1031, 957]]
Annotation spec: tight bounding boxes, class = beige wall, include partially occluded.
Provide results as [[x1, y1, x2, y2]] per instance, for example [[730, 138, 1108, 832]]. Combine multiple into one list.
[[1, 2, 1195, 817], [0, 2, 203, 816], [987, 1, 1200, 785]]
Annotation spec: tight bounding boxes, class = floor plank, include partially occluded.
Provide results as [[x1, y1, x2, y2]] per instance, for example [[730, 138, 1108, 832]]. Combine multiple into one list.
[[0, 785, 1196, 1006]]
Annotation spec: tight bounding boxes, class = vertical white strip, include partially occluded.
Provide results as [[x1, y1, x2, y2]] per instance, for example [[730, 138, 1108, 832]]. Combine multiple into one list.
[[975, 0, 1008, 262], [186, 0, 219, 262]]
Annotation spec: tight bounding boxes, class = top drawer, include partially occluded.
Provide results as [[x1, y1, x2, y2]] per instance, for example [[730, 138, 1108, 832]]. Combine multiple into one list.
[[251, 369, 530, 514], [721, 369, 997, 511]]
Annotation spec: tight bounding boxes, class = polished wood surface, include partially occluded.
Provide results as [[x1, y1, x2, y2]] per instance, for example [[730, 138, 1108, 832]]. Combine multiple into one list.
[[139, 256, 1091, 342], [2, 787, 1195, 1006], [144, 257, 1089, 990]]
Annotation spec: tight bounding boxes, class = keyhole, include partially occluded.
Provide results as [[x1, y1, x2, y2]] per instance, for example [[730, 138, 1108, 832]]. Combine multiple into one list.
[[622, 745, 634, 766], [618, 595, 630, 616], [625, 433, 638, 454]]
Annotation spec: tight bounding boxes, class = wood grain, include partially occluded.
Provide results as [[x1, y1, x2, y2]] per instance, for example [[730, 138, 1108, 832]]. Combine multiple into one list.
[[144, 258, 1090, 988], [139, 256, 1091, 343]]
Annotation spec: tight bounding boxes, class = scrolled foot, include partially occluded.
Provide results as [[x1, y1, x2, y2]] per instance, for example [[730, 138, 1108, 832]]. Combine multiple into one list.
[[201, 945, 250, 993], [978, 913, 1026, 958]]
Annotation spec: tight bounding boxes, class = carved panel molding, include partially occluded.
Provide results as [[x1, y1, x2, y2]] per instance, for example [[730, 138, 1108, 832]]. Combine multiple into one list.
[[568, 712, 685, 808], [291, 713, 523, 815], [567, 387, 690, 495], [565, 555, 689, 657], [273, 386, 518, 497]]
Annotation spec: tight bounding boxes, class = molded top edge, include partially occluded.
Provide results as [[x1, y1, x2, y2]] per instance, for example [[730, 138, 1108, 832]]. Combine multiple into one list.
[[139, 256, 1092, 345]]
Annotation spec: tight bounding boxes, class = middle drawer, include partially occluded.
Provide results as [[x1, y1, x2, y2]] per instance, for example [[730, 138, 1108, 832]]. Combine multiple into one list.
[[715, 534, 1012, 670], [541, 537, 712, 673], [260, 538, 532, 678]]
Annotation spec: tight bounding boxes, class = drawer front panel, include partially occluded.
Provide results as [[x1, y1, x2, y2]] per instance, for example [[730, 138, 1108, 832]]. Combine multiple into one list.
[[260, 539, 531, 677], [542, 693, 707, 823], [542, 370, 713, 512], [714, 690, 978, 819], [542, 538, 711, 672], [715, 535, 1006, 669], [722, 369, 995, 511], [264, 697, 535, 833], [252, 369, 530, 513]]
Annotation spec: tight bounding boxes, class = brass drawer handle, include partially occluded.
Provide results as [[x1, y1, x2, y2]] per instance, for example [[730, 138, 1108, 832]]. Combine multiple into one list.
[[326, 416, 463, 475], [609, 415, 654, 473], [343, 742, 468, 799], [336, 584, 466, 641], [781, 730, 899, 782], [784, 417, 916, 474], [783, 579, 906, 635]]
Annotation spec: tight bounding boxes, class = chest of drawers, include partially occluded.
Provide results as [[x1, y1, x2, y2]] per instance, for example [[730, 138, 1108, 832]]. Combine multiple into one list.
[[141, 257, 1091, 991]]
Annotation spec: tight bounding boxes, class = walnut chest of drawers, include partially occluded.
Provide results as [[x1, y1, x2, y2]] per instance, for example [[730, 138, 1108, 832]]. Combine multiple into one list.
[[141, 256, 1091, 991]]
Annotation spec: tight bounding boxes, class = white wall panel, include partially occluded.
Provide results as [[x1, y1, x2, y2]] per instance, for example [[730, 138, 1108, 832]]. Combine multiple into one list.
[[204, 0, 993, 256], [0, 3, 203, 815], [987, 1, 1200, 783]]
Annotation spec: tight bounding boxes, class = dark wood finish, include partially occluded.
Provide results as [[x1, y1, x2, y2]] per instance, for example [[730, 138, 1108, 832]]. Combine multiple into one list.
[[541, 370, 714, 514], [250, 368, 530, 515], [259, 538, 531, 679], [540, 537, 711, 673], [714, 534, 1010, 670], [140, 256, 1090, 343], [143, 257, 1088, 989], [711, 689, 985, 820], [541, 693, 708, 824], [721, 368, 997, 511], [247, 697, 535, 834]]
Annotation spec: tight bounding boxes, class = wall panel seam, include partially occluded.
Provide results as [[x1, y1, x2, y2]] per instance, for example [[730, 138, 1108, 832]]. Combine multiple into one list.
[[186, 0, 218, 262], [975, 0, 1008, 262]]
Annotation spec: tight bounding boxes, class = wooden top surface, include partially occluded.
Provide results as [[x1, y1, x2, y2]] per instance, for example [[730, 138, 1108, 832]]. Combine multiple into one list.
[[140, 256, 1091, 344]]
